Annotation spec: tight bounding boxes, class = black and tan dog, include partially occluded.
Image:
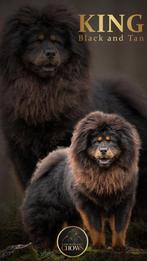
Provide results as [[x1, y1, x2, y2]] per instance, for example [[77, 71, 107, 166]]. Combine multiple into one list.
[[22, 112, 141, 249]]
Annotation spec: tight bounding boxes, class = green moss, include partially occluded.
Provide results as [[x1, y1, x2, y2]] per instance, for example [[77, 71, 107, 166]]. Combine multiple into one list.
[[0, 221, 147, 260], [38, 248, 147, 261], [127, 222, 147, 248]]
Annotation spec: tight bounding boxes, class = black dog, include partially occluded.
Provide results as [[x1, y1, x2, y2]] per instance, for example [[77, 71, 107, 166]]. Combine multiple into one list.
[[22, 112, 141, 249], [0, 3, 91, 186], [0, 4, 147, 219]]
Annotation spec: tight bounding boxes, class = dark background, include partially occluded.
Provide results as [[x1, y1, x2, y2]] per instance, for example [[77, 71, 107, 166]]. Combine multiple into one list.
[[0, 0, 146, 249]]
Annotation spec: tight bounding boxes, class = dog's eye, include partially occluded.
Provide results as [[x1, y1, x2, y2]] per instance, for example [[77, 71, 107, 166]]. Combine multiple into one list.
[[106, 136, 111, 141], [50, 35, 63, 45], [97, 136, 102, 142], [37, 34, 45, 41]]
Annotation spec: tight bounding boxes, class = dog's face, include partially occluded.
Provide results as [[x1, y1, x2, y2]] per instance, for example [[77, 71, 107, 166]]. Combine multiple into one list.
[[71, 112, 141, 173], [88, 129, 121, 168], [1, 6, 89, 80], [22, 29, 70, 78]]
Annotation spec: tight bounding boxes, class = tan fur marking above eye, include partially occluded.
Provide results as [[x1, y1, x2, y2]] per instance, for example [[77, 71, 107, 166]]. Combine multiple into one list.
[[106, 136, 111, 141], [50, 35, 56, 41], [38, 34, 45, 41], [98, 136, 102, 142]]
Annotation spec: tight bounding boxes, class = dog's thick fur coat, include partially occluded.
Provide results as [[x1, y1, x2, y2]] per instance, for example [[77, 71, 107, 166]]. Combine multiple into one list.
[[22, 112, 141, 249]]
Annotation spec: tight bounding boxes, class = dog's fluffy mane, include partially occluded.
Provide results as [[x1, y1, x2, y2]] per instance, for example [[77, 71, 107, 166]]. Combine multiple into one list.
[[0, 4, 90, 124], [70, 111, 141, 195]]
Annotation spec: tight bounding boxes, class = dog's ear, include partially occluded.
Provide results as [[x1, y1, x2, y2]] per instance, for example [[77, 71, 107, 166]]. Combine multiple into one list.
[[71, 124, 91, 154], [118, 123, 141, 169], [71, 112, 103, 155]]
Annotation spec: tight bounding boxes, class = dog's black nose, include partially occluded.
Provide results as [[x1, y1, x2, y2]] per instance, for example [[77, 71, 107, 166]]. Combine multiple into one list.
[[44, 49, 56, 58], [100, 147, 107, 154]]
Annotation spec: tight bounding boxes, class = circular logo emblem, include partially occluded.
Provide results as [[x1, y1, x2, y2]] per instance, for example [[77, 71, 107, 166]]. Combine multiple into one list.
[[57, 226, 89, 258]]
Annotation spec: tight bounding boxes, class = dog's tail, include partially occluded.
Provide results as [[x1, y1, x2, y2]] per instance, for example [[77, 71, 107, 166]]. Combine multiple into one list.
[[31, 148, 68, 183]]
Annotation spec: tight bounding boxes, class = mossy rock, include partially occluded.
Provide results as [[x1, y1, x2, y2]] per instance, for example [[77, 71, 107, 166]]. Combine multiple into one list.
[[0, 243, 39, 261]]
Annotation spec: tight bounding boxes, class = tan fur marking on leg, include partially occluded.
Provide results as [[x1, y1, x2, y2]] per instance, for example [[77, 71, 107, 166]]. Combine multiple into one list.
[[109, 210, 132, 249], [77, 208, 106, 248]]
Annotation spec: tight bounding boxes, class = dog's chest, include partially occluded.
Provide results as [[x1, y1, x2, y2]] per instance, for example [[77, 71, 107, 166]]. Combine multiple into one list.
[[87, 190, 124, 214]]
